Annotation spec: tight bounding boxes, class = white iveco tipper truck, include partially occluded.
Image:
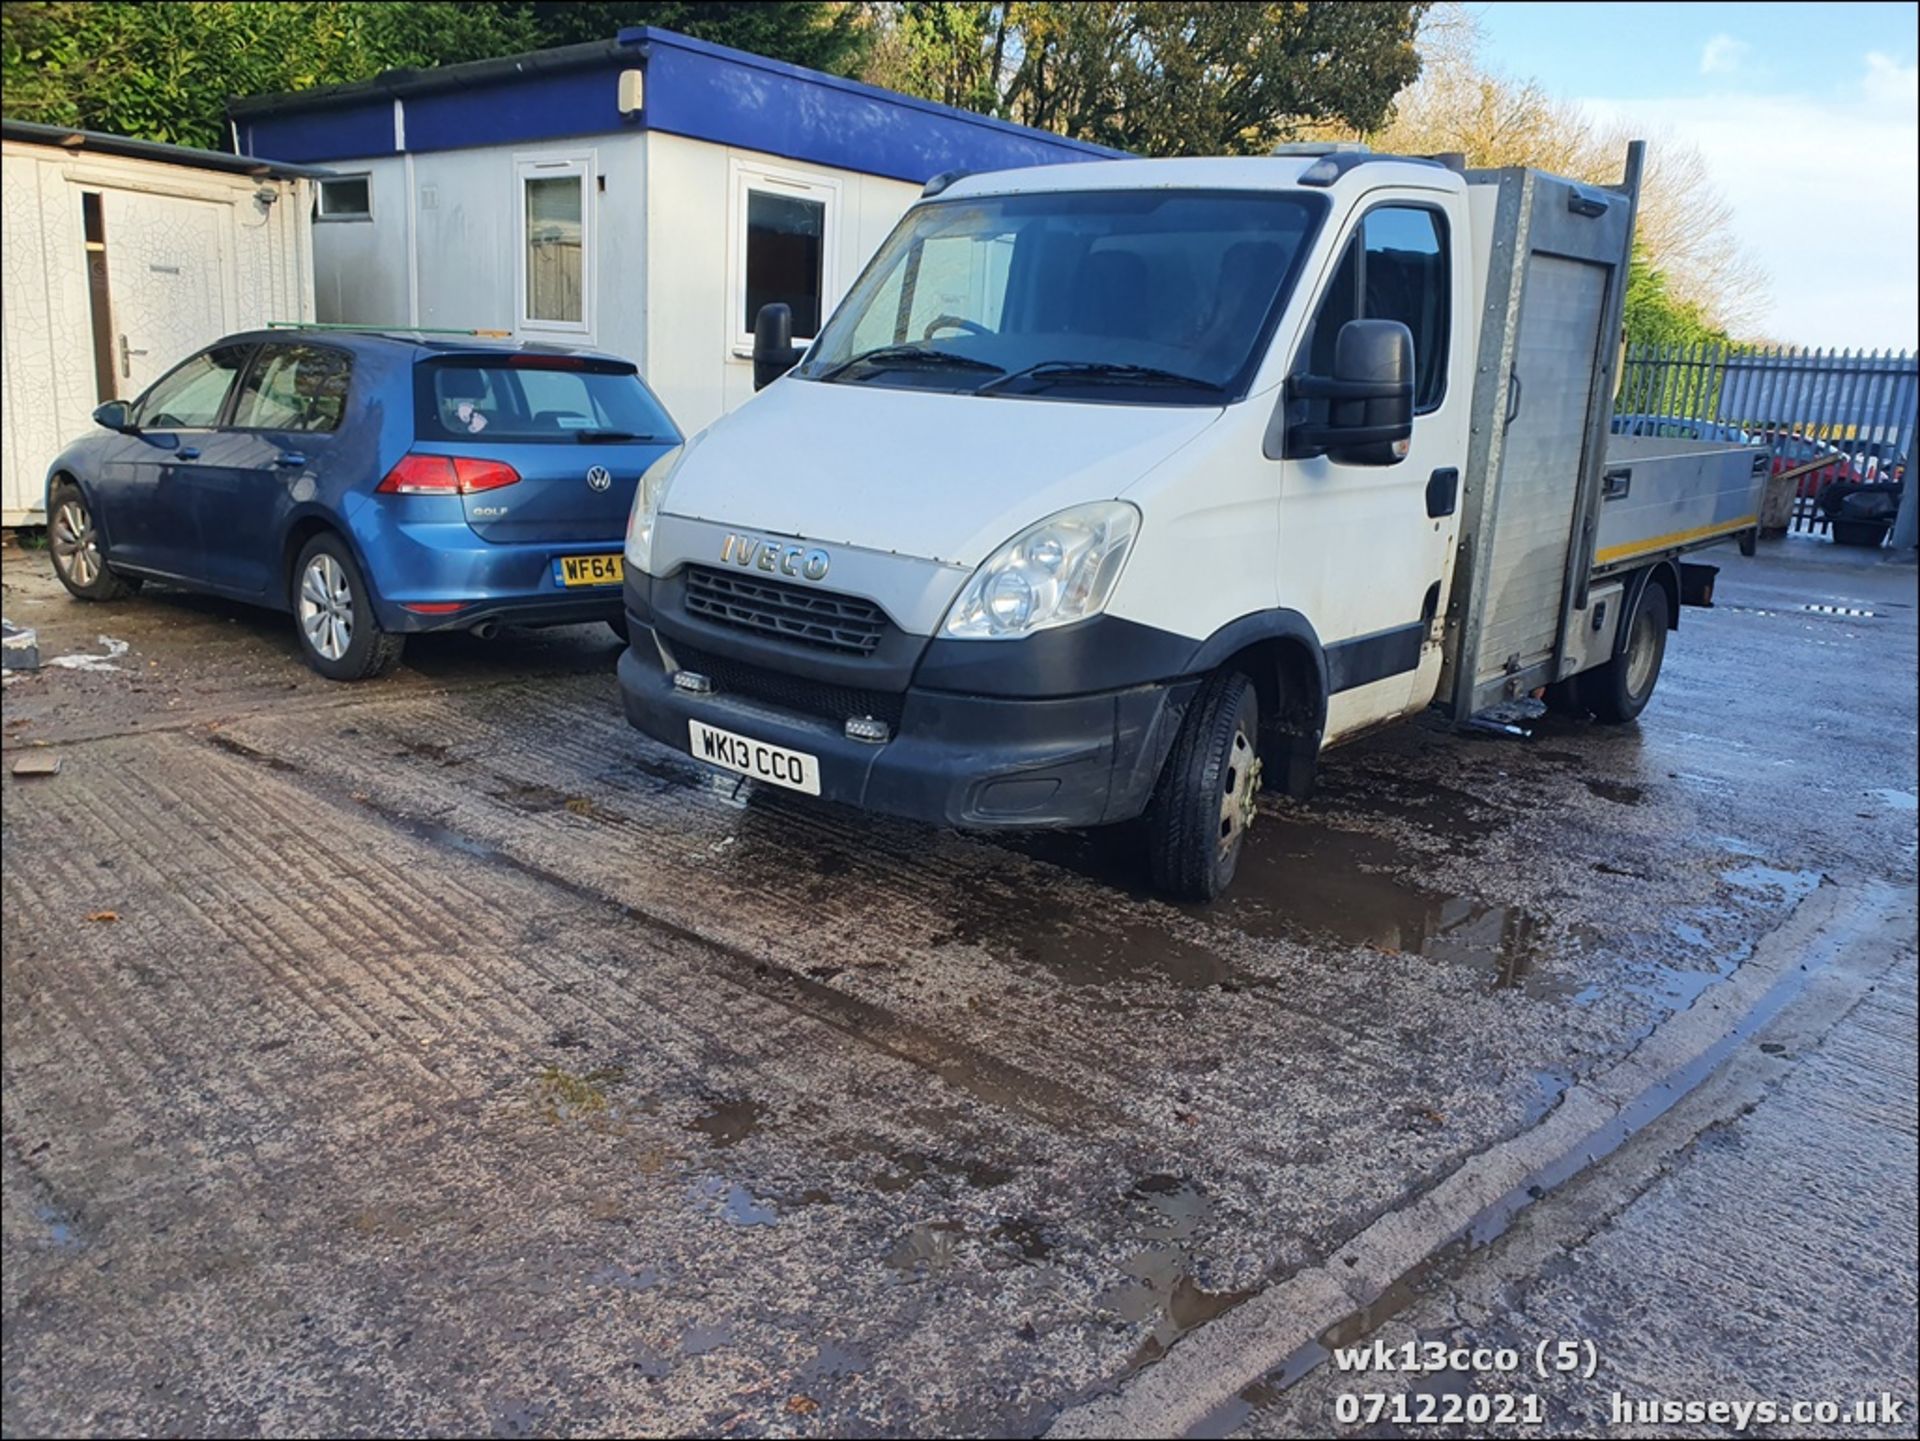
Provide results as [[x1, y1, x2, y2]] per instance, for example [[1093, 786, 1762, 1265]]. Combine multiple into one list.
[[617, 141, 1766, 899]]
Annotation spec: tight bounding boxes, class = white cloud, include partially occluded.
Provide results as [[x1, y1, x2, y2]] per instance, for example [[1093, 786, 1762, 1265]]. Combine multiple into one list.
[[1699, 33, 1750, 76], [1862, 50, 1919, 106], [1581, 52, 1920, 350]]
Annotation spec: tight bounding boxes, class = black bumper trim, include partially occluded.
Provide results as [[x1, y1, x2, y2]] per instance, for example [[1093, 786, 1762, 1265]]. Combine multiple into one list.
[[619, 623, 1193, 830]]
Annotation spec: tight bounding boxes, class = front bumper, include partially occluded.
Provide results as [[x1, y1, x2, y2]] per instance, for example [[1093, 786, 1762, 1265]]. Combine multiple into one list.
[[617, 624, 1193, 830]]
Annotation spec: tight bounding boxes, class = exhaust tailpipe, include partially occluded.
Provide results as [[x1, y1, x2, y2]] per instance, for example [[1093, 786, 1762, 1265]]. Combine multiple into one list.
[[471, 619, 501, 641]]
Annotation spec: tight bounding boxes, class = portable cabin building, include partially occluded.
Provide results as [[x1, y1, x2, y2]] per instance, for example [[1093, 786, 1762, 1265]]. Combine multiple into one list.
[[1, 121, 321, 525], [228, 27, 1118, 436]]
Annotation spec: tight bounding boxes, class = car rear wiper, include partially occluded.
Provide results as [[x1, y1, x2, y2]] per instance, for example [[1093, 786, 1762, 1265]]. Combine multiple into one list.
[[975, 361, 1227, 397], [575, 429, 658, 442], [815, 345, 1005, 382]]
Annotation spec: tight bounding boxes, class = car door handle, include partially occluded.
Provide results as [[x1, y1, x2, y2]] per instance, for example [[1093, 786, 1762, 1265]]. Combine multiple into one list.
[[177, 446, 201, 461], [275, 452, 308, 468]]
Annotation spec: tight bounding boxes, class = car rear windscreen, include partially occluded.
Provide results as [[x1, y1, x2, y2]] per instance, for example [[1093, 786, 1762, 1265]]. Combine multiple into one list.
[[415, 358, 677, 444]]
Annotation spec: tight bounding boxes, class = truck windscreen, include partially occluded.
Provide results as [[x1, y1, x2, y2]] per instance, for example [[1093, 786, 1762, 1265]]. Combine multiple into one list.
[[798, 188, 1325, 403]]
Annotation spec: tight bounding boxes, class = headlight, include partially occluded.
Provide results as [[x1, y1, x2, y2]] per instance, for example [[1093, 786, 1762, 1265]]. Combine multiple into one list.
[[942, 502, 1140, 639], [625, 445, 684, 575]]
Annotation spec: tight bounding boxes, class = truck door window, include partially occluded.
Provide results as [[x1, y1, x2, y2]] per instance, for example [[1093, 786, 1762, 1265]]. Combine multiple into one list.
[[1295, 204, 1450, 418]]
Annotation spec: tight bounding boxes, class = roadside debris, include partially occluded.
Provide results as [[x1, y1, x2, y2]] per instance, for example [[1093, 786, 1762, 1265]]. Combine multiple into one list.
[[44, 635, 130, 673], [1, 620, 38, 672], [9, 752, 61, 778], [84, 910, 119, 924]]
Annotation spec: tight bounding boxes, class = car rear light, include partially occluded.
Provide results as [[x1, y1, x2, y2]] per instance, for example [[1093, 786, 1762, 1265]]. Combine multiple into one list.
[[377, 454, 521, 495], [505, 354, 587, 369], [402, 601, 469, 614]]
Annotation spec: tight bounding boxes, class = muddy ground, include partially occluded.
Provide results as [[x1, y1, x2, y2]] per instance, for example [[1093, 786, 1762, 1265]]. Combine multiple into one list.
[[2, 536, 1915, 1435]]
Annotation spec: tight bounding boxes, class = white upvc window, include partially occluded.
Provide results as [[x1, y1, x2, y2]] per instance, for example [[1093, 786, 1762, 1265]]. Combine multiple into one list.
[[729, 159, 840, 354], [516, 153, 592, 333], [315, 174, 372, 221]]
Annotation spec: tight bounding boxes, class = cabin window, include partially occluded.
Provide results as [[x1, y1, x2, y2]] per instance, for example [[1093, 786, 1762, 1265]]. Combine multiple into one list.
[[517, 156, 591, 332], [316, 175, 372, 221], [731, 162, 840, 351]]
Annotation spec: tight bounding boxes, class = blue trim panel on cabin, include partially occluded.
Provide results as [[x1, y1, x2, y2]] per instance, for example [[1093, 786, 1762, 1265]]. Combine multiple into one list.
[[629, 28, 1118, 184], [234, 27, 1118, 182], [243, 97, 395, 166]]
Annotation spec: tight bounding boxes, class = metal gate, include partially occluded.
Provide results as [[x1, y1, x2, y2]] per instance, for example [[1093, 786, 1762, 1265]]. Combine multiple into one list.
[[1614, 343, 1917, 534]]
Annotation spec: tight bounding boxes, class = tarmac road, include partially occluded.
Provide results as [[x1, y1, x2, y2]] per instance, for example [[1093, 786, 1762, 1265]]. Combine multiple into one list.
[[2, 536, 1914, 1436]]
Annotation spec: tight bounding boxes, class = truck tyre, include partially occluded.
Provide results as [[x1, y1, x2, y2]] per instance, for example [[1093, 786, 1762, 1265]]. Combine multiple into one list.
[[292, 533, 405, 682], [48, 477, 137, 601], [1586, 581, 1669, 724], [1146, 670, 1261, 901]]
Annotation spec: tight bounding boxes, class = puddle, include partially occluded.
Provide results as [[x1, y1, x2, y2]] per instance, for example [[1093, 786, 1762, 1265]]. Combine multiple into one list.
[[1721, 863, 1822, 904], [886, 1220, 965, 1275], [689, 1175, 777, 1227], [679, 1321, 732, 1356], [687, 1098, 764, 1149], [990, 1217, 1053, 1262], [937, 860, 1235, 992], [1208, 817, 1560, 995], [872, 1150, 1014, 1194], [1101, 1175, 1255, 1366], [1868, 788, 1917, 811], [490, 782, 583, 815], [1582, 777, 1644, 805]]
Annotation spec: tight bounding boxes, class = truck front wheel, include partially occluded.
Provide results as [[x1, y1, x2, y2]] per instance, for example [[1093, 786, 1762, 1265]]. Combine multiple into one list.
[[1586, 580, 1670, 723], [1146, 670, 1261, 901]]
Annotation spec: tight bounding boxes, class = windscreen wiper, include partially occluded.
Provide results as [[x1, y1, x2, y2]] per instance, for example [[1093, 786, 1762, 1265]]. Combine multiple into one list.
[[575, 429, 658, 442], [815, 345, 1005, 382], [975, 361, 1226, 396]]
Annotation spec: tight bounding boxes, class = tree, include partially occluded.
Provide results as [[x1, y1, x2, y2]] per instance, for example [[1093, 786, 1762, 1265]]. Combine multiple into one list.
[[0, 1, 869, 153], [1349, 3, 1767, 341], [516, 2, 869, 75], [859, 2, 1427, 156], [1, 2, 539, 149]]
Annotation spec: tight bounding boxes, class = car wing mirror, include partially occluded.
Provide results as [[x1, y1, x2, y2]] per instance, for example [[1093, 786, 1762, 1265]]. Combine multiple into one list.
[[92, 400, 134, 433], [752, 303, 803, 392], [1279, 319, 1415, 466]]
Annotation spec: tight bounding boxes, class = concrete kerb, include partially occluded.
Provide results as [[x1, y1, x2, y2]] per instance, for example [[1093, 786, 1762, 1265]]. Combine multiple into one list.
[[1046, 878, 1914, 1439]]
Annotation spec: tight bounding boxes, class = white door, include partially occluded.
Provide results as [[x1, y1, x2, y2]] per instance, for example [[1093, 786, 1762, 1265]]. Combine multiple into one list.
[[100, 188, 231, 399], [1276, 195, 1471, 737]]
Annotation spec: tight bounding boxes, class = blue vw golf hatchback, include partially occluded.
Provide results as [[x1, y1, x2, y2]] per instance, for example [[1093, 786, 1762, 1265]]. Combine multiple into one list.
[[43, 328, 680, 679]]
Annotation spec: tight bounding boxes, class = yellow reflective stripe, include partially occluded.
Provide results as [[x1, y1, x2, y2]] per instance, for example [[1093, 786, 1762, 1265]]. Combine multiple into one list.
[[1594, 516, 1757, 566]]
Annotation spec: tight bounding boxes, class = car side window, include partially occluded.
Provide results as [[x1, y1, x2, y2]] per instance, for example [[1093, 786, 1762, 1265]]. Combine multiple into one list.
[[1291, 204, 1451, 428], [232, 345, 352, 432], [134, 345, 251, 429]]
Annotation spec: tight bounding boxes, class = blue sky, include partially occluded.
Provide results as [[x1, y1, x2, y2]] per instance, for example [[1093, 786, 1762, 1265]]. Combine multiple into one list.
[[1472, 2, 1919, 348]]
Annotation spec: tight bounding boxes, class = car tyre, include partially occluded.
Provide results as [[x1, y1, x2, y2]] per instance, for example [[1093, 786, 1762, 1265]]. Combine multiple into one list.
[[292, 533, 404, 682], [1585, 580, 1669, 724], [1146, 669, 1261, 902], [47, 478, 136, 601]]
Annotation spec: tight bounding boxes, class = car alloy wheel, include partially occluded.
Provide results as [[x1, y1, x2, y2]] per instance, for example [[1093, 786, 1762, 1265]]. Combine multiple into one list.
[[51, 498, 101, 588], [298, 552, 355, 661]]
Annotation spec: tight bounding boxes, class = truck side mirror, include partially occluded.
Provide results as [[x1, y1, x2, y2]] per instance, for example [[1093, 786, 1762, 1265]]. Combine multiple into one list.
[[752, 303, 802, 392], [92, 400, 134, 432], [1284, 319, 1415, 466]]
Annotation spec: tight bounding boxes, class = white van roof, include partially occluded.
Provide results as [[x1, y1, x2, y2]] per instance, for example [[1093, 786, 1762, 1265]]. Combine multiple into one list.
[[938, 153, 1466, 200]]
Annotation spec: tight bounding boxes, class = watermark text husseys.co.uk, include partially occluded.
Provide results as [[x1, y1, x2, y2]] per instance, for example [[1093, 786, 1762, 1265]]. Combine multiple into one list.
[[1610, 1392, 1907, 1431]]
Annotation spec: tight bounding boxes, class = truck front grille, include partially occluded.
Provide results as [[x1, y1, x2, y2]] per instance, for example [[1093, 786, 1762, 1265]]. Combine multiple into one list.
[[671, 643, 905, 728], [684, 566, 887, 655]]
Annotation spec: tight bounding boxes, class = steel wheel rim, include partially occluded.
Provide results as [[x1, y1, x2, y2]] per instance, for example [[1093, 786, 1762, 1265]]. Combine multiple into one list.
[[298, 554, 353, 661], [1217, 714, 1262, 862], [51, 499, 101, 588], [1626, 605, 1659, 697]]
